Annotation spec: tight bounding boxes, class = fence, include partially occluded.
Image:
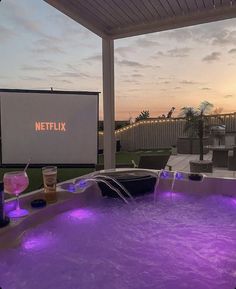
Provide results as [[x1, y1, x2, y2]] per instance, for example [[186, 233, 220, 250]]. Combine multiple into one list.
[[99, 113, 236, 151]]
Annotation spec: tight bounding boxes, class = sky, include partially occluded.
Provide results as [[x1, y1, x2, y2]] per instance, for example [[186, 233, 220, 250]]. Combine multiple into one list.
[[0, 0, 236, 120]]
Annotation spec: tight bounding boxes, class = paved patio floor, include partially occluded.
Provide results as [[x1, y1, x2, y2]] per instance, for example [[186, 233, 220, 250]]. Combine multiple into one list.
[[168, 152, 236, 178]]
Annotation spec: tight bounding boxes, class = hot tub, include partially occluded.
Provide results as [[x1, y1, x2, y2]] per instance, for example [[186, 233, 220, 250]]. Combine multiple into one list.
[[95, 170, 157, 197], [0, 169, 236, 289]]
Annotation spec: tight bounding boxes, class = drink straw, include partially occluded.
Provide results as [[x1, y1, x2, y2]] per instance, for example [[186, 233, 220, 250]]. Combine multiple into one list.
[[24, 160, 30, 172]]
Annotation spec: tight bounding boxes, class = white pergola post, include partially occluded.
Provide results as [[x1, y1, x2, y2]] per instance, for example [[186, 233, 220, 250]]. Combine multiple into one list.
[[102, 38, 115, 169]]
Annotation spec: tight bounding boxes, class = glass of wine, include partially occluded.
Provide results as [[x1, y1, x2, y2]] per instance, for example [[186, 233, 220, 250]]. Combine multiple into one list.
[[3, 171, 29, 218]]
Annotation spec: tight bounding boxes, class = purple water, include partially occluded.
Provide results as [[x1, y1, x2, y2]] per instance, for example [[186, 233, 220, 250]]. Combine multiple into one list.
[[0, 193, 236, 289]]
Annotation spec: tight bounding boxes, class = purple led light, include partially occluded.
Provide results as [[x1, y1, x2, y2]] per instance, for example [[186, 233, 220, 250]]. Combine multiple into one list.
[[161, 171, 169, 179], [68, 208, 94, 220], [232, 198, 236, 205], [75, 179, 88, 189], [5, 201, 16, 214], [175, 172, 183, 180], [23, 234, 53, 251], [60, 182, 76, 192], [163, 191, 174, 197], [67, 183, 76, 193], [8, 208, 29, 218]]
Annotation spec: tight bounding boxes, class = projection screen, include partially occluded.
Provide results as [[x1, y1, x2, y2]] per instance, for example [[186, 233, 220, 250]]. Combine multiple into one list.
[[0, 89, 99, 166]]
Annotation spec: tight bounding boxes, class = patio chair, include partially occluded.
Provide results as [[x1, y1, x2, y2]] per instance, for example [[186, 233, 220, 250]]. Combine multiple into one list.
[[133, 154, 172, 170], [228, 146, 236, 171]]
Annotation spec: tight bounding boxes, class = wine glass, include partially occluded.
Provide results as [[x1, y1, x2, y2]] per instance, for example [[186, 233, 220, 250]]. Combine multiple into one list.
[[3, 171, 29, 218]]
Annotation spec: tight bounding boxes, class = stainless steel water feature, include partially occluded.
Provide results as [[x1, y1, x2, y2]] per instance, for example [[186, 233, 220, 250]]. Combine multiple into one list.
[[154, 170, 206, 202], [94, 175, 135, 202], [75, 177, 130, 204]]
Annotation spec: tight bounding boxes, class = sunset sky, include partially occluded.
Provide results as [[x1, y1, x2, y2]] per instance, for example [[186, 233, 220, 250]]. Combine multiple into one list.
[[1, 0, 236, 120]]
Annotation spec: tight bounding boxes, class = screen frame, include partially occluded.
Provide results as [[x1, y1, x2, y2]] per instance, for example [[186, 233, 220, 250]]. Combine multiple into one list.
[[0, 88, 100, 168]]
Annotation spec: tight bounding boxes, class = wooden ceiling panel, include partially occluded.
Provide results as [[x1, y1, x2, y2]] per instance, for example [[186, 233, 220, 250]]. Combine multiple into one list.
[[124, 0, 151, 23], [79, 0, 121, 28], [168, 0, 183, 15], [102, 0, 137, 25], [134, 0, 159, 20], [203, 0, 214, 8], [148, 0, 170, 17], [177, 0, 190, 13], [195, 0, 206, 9], [158, 0, 175, 16], [187, 0, 198, 11], [111, 0, 143, 23], [220, 0, 232, 5], [70, 0, 111, 29], [213, 0, 222, 7]]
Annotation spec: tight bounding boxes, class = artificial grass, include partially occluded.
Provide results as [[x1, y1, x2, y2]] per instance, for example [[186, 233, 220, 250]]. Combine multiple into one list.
[[1, 149, 170, 194]]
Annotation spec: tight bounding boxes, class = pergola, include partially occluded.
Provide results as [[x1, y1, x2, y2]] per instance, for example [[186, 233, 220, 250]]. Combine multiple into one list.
[[44, 0, 236, 169]]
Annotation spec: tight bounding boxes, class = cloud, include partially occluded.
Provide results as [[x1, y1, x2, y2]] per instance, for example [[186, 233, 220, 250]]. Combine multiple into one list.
[[21, 65, 57, 72], [59, 79, 73, 84], [31, 37, 65, 54], [160, 81, 171, 84], [201, 87, 211, 90], [39, 59, 54, 65], [154, 47, 192, 58], [117, 60, 156, 68], [0, 25, 16, 42], [135, 37, 159, 48], [115, 46, 135, 58], [84, 54, 102, 62], [122, 79, 140, 85], [48, 72, 89, 79], [159, 29, 193, 41], [211, 29, 236, 46], [132, 74, 143, 78], [228, 48, 236, 54], [223, 94, 234, 98], [159, 77, 174, 80], [3, 1, 46, 37], [179, 80, 200, 85], [20, 76, 44, 81], [202, 52, 221, 62], [158, 20, 236, 47], [49, 14, 91, 40]]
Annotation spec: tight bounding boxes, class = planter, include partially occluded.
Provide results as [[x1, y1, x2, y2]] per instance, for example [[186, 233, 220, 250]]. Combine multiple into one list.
[[177, 137, 209, 154], [189, 160, 213, 173], [171, 146, 177, 155]]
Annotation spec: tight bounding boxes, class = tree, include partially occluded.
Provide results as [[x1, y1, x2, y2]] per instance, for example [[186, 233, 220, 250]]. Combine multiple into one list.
[[135, 110, 150, 122], [181, 101, 213, 161]]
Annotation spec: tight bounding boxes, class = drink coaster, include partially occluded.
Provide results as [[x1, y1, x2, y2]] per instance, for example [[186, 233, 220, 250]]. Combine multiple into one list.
[[31, 199, 47, 208]]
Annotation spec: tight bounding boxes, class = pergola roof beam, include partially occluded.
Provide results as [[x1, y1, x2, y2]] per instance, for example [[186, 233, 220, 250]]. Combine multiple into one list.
[[45, 0, 236, 39]]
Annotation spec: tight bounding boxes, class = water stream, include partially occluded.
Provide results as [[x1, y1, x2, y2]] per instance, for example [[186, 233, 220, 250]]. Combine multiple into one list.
[[94, 175, 135, 202], [75, 178, 129, 204], [153, 169, 163, 202]]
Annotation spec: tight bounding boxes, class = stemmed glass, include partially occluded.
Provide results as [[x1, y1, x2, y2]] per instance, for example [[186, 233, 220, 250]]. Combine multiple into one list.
[[3, 171, 29, 218]]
